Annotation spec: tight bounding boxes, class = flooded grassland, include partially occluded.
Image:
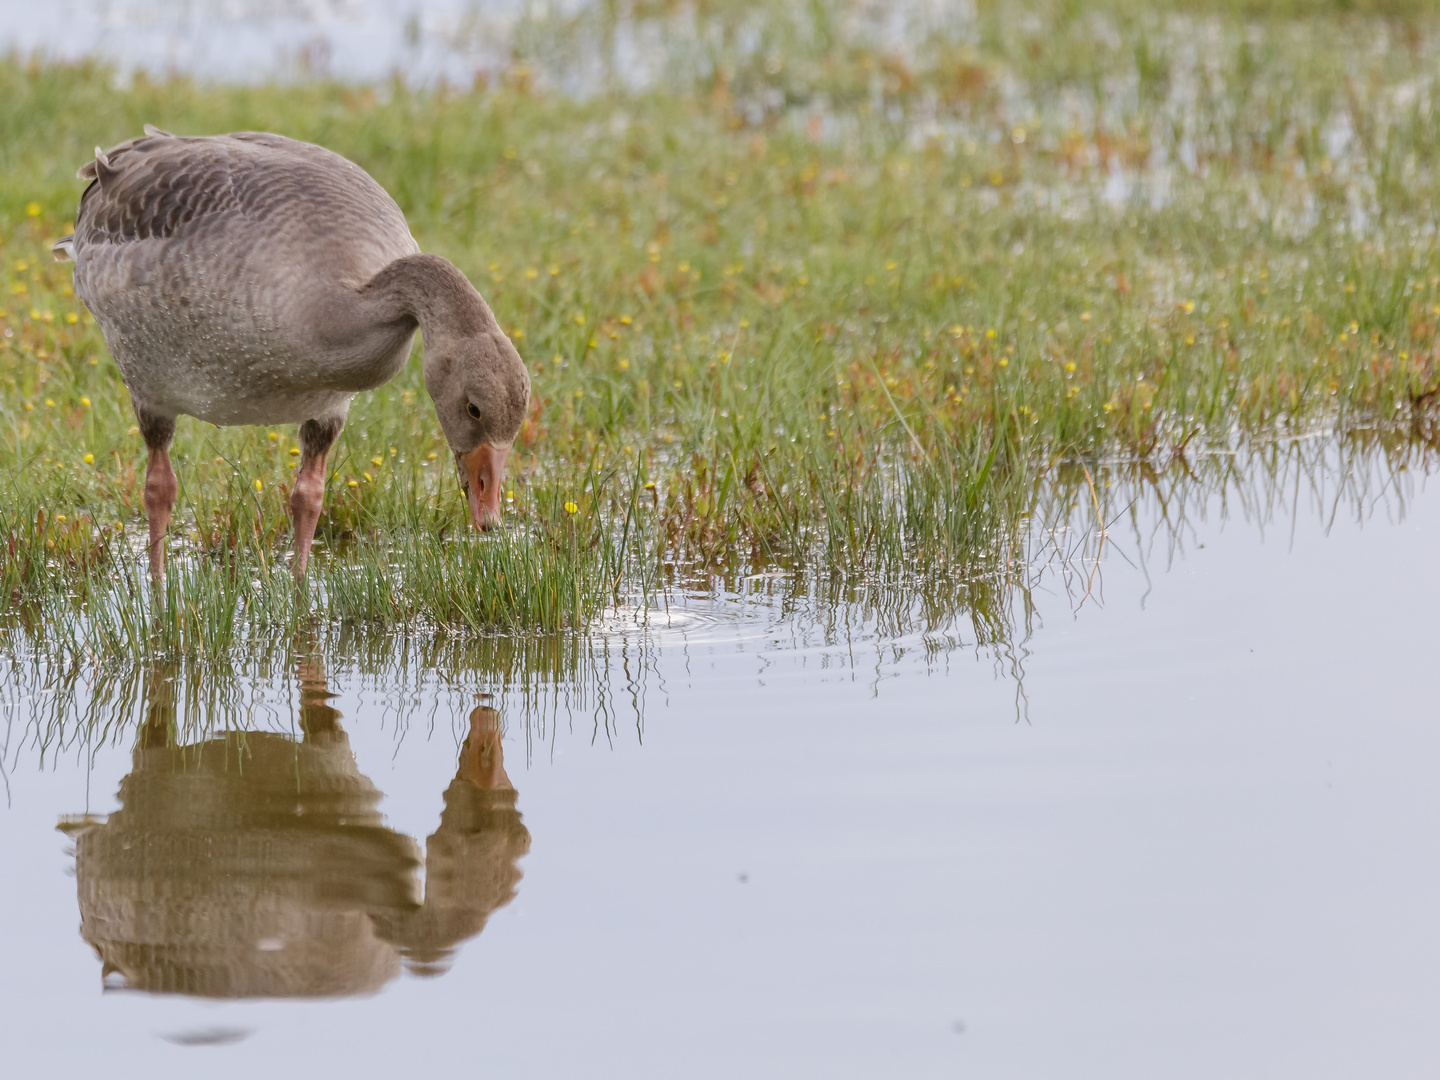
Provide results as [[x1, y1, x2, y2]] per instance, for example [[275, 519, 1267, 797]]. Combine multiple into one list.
[[3, 1, 1440, 1075], [5, 0, 1440, 653], [3, 434, 1439, 1077]]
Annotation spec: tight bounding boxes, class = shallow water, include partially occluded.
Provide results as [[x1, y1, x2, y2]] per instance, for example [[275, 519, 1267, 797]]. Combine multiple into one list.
[[0, 0, 525, 84], [2, 446, 1439, 1077]]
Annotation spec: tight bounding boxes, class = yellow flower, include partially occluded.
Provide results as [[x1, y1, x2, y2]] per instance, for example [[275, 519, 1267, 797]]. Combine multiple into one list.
[[885, 260, 898, 271], [738, 319, 749, 329], [83, 453, 94, 464], [427, 451, 438, 460], [267, 431, 279, 442], [55, 514, 66, 522], [524, 267, 538, 279], [618, 359, 629, 371], [23, 403, 33, 411], [44, 398, 54, 407], [289, 446, 300, 456], [574, 312, 586, 326], [549, 263, 560, 276], [253, 479, 263, 491], [389, 447, 397, 456], [66, 312, 78, 324], [78, 396, 90, 407], [25, 201, 41, 217], [363, 471, 373, 482], [620, 315, 633, 325], [986, 328, 996, 339], [347, 479, 359, 488], [678, 261, 690, 273], [1183, 300, 1195, 313], [9, 283, 26, 295], [563, 501, 578, 514], [643, 481, 656, 490], [1080, 312, 1091, 323], [370, 455, 383, 467]]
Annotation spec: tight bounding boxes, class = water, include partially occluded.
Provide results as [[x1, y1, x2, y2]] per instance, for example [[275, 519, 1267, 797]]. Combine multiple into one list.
[[0, 0, 531, 84], [2, 445, 1439, 1077]]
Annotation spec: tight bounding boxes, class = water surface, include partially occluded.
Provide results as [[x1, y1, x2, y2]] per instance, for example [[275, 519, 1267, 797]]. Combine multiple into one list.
[[2, 444, 1439, 1077]]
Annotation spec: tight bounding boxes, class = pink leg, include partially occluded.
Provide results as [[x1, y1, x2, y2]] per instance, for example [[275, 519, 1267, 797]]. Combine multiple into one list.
[[138, 414, 177, 579], [290, 417, 343, 578]]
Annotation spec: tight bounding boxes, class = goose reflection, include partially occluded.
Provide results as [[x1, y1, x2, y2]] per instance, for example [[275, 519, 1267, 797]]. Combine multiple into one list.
[[62, 653, 529, 998]]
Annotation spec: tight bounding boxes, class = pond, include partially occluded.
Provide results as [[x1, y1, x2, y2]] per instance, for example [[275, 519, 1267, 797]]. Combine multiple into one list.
[[3, 440, 1438, 1078]]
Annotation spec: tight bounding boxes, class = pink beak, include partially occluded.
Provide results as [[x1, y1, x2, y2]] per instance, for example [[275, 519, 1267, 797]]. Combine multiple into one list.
[[461, 444, 508, 530]]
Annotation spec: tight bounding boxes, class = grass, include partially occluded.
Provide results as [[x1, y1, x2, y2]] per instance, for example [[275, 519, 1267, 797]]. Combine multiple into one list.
[[4, 0, 1440, 662]]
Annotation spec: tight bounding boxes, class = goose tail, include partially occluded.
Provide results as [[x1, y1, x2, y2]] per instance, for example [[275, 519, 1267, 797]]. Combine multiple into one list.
[[52, 235, 75, 261]]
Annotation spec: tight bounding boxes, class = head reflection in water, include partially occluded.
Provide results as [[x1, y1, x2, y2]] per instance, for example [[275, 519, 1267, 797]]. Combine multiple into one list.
[[62, 654, 530, 998]]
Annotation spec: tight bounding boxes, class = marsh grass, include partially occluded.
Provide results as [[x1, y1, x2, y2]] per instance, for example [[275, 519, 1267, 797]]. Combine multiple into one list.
[[7, 428, 1428, 769], [5, 0, 1440, 662]]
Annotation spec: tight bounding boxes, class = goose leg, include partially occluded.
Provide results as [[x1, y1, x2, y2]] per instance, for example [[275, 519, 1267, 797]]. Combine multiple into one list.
[[290, 416, 344, 578], [138, 412, 177, 579]]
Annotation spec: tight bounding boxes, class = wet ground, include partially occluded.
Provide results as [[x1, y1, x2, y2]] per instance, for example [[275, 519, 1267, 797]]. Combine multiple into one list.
[[3, 446, 1438, 1078]]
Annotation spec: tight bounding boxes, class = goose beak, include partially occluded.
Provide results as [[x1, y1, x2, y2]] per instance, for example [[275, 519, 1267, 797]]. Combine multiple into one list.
[[460, 444, 507, 530]]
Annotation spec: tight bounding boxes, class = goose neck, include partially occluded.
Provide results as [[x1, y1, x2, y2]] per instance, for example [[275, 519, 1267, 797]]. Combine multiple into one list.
[[362, 254, 493, 342]]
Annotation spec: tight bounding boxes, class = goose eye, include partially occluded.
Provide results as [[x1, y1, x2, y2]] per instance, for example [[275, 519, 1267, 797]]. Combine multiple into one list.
[[466, 402, 482, 420]]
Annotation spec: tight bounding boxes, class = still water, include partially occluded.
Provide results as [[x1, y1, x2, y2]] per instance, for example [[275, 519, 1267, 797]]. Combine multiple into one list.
[[2, 444, 1439, 1078]]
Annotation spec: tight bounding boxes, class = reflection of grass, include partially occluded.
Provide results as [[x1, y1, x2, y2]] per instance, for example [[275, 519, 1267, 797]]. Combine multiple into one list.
[[5, 0, 1440, 657]]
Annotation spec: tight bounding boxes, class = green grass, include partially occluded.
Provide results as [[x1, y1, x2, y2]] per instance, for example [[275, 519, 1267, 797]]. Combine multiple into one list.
[[4, 0, 1440, 661]]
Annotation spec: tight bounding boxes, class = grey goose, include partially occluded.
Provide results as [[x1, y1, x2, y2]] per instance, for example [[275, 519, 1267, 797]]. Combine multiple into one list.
[[54, 126, 530, 576]]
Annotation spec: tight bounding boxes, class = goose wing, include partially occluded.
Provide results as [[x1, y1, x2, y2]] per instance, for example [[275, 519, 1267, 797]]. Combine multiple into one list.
[[70, 129, 412, 266], [72, 130, 309, 249]]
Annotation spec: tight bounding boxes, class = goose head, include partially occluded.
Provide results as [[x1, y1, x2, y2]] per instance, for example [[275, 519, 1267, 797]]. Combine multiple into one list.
[[423, 327, 530, 530]]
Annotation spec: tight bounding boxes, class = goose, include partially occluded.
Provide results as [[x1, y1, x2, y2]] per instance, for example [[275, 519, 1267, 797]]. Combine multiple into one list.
[[53, 126, 530, 577]]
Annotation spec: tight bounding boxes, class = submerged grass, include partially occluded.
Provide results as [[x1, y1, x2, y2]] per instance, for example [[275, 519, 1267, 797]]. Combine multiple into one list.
[[5, 0, 1440, 660]]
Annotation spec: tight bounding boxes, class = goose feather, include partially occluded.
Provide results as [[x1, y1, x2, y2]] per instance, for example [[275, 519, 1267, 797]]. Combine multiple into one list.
[[71, 130, 422, 427]]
